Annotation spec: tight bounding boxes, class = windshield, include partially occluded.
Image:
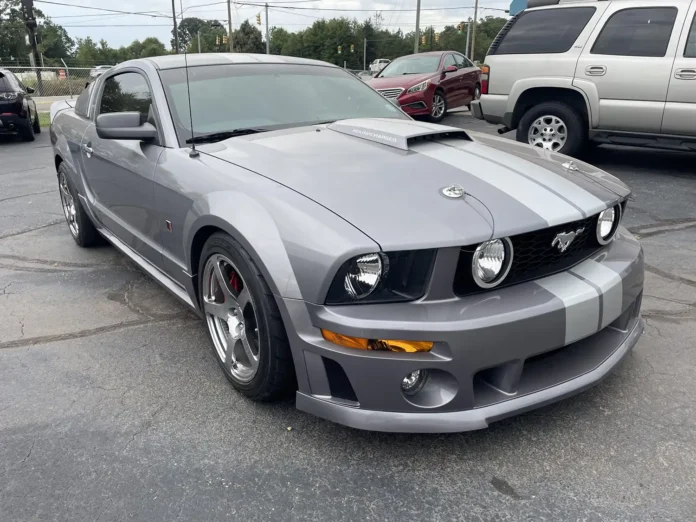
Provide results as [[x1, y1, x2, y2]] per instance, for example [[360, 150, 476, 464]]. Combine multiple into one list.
[[159, 64, 407, 146], [377, 56, 441, 77]]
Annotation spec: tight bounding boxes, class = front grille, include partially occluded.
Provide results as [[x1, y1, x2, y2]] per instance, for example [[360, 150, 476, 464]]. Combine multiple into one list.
[[376, 88, 404, 99], [453, 215, 600, 296]]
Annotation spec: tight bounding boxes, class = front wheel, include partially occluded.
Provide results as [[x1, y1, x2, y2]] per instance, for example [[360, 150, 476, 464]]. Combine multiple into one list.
[[21, 112, 35, 142], [58, 163, 103, 247], [429, 92, 447, 123], [516, 101, 586, 157], [199, 233, 295, 401], [33, 111, 41, 134], [467, 84, 481, 111]]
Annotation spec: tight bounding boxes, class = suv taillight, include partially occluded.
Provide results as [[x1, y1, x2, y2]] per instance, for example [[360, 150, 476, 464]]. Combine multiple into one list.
[[480, 65, 489, 95]]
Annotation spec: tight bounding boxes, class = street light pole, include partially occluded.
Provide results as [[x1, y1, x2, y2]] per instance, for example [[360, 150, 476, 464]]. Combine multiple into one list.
[[363, 37, 367, 71], [414, 0, 421, 54], [465, 19, 471, 58], [265, 3, 270, 54], [20, 0, 43, 95], [171, 0, 179, 53], [470, 0, 479, 62], [197, 30, 201, 53], [227, 0, 234, 52]]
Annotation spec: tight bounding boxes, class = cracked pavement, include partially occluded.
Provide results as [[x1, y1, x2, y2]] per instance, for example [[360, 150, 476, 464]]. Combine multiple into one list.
[[1, 119, 695, 521]]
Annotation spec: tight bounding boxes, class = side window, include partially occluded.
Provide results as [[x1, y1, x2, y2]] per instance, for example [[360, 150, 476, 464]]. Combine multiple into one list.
[[453, 54, 466, 69], [495, 7, 597, 55], [99, 72, 153, 119], [591, 7, 678, 57], [5, 72, 21, 91], [75, 82, 93, 118], [462, 56, 475, 68], [443, 54, 456, 69], [685, 14, 696, 58]]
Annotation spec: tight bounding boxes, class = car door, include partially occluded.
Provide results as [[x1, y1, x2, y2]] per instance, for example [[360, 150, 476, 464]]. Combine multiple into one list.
[[574, 3, 688, 133], [454, 54, 478, 106], [439, 54, 460, 106], [662, 4, 696, 135], [80, 70, 165, 267]]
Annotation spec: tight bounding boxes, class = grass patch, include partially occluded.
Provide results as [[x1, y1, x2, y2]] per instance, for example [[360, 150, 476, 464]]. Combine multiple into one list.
[[38, 112, 51, 128]]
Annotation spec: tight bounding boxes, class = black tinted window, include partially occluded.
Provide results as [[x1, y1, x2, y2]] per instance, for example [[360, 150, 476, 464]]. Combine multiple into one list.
[[75, 83, 93, 118], [99, 72, 152, 117], [0, 71, 20, 92], [686, 14, 696, 58], [592, 7, 677, 57], [496, 7, 596, 54]]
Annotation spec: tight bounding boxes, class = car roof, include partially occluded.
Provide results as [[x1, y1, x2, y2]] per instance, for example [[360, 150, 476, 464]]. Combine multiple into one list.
[[139, 53, 336, 70]]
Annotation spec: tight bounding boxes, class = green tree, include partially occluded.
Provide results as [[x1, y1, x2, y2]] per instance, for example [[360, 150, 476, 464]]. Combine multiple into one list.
[[472, 17, 507, 62], [269, 27, 289, 55], [173, 17, 227, 52], [233, 19, 265, 54]]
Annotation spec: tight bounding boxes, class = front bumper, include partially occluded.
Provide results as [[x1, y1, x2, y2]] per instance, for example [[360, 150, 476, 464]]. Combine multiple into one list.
[[396, 90, 432, 116], [282, 229, 644, 432]]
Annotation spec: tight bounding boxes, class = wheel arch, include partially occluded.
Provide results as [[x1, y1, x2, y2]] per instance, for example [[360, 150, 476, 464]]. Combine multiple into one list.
[[508, 83, 594, 130]]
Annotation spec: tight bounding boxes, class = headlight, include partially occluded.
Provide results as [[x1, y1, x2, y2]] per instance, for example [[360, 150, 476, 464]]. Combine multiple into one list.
[[326, 250, 436, 305], [596, 204, 622, 245], [0, 92, 18, 100], [471, 238, 513, 288], [406, 80, 430, 94]]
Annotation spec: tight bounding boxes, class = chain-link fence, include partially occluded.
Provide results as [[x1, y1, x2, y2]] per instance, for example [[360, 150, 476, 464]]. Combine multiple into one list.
[[2, 66, 95, 99]]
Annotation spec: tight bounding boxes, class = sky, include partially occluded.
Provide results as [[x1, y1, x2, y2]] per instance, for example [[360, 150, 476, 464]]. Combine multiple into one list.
[[35, 0, 511, 49]]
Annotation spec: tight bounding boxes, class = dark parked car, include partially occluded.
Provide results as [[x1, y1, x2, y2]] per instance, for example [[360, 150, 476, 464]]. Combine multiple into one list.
[[367, 51, 481, 122], [0, 68, 40, 141]]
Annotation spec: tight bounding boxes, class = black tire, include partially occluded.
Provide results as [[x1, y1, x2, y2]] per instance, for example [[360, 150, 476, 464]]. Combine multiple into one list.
[[429, 90, 447, 123], [516, 101, 586, 157], [21, 111, 35, 142], [57, 163, 103, 247], [33, 111, 41, 134], [467, 83, 481, 111], [199, 232, 295, 401]]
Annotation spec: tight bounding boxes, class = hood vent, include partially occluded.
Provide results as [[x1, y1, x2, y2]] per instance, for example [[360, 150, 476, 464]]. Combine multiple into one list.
[[328, 118, 471, 151]]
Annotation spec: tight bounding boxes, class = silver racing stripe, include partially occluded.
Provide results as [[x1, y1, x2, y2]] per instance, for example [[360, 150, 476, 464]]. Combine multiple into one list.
[[570, 259, 624, 329], [412, 141, 584, 226], [536, 272, 601, 344]]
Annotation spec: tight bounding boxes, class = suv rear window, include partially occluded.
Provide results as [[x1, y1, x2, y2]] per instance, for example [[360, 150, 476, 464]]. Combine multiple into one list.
[[494, 7, 596, 55], [0, 71, 19, 92], [684, 13, 696, 58], [591, 7, 678, 57]]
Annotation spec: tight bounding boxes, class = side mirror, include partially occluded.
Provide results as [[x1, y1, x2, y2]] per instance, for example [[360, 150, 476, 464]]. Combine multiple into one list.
[[443, 65, 458, 74], [96, 112, 157, 141], [26, 86, 35, 94]]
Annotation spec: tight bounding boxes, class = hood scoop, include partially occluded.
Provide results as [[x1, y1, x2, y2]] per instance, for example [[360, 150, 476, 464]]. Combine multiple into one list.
[[328, 118, 470, 151]]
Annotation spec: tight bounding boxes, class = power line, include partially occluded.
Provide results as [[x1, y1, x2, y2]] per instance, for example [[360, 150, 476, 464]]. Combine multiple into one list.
[[237, 2, 507, 12], [34, 1, 172, 18]]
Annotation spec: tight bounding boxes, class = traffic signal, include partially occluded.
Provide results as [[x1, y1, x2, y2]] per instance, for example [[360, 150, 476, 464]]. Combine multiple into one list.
[[222, 35, 227, 44], [457, 23, 463, 34], [435, 32, 440, 42], [216, 35, 220, 45], [350, 43, 355, 53], [421, 35, 426, 45], [256, 13, 261, 25], [338, 45, 342, 54]]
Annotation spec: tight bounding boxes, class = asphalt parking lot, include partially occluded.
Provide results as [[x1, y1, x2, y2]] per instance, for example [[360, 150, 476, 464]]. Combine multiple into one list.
[[2, 114, 695, 521]]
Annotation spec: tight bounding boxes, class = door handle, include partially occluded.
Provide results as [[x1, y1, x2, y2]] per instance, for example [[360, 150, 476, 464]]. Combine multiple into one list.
[[81, 143, 93, 158], [675, 68, 696, 80], [585, 65, 607, 76]]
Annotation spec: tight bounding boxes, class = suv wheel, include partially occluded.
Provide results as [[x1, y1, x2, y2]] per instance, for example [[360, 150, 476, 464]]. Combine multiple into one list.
[[517, 101, 586, 157]]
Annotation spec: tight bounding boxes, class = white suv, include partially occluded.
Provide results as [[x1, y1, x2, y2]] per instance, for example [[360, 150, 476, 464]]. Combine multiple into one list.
[[471, 0, 696, 156]]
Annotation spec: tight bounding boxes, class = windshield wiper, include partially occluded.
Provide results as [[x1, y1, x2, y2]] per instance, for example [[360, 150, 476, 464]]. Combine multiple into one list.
[[186, 128, 268, 144]]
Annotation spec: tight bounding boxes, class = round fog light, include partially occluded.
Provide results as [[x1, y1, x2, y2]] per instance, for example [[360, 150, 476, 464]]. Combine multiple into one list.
[[401, 370, 428, 396]]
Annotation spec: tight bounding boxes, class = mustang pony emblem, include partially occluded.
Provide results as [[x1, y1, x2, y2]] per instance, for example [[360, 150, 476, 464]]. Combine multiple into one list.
[[552, 228, 584, 253]]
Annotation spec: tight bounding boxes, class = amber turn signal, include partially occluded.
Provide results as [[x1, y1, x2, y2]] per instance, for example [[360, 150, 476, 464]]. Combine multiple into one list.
[[321, 329, 433, 353]]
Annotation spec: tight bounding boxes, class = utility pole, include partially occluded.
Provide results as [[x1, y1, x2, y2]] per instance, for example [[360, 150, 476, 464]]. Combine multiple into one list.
[[265, 3, 270, 54], [363, 37, 367, 71], [413, 0, 421, 54], [20, 0, 43, 95], [171, 0, 179, 53], [227, 0, 234, 52], [430, 26, 433, 51], [197, 30, 201, 53], [470, 0, 479, 62], [465, 19, 471, 59]]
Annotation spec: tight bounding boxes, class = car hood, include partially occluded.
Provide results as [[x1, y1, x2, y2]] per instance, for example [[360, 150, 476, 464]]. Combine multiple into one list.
[[200, 118, 629, 251], [367, 73, 436, 91]]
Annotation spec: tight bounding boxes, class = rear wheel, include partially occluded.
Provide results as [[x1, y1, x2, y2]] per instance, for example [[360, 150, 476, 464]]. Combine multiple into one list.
[[199, 232, 295, 401], [517, 101, 586, 157], [429, 91, 447, 123], [33, 111, 41, 134], [58, 163, 103, 247], [21, 111, 35, 142], [467, 83, 481, 111]]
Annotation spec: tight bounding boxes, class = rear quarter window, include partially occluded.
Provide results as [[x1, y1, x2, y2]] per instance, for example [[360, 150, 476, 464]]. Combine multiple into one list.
[[75, 83, 94, 118], [494, 7, 597, 55], [591, 7, 678, 57]]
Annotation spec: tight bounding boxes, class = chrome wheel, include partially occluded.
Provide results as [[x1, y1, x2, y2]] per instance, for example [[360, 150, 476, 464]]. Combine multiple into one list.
[[431, 94, 446, 119], [58, 173, 79, 238], [528, 115, 567, 151], [203, 253, 260, 383], [473, 85, 481, 100]]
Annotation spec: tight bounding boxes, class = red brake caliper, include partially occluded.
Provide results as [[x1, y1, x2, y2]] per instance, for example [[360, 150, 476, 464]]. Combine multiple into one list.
[[229, 271, 241, 294]]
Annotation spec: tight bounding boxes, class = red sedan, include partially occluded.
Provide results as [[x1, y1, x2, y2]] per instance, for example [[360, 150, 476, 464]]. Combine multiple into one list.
[[367, 51, 481, 123]]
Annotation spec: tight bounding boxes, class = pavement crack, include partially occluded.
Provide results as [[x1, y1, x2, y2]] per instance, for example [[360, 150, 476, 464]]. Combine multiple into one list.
[[644, 264, 696, 289], [0, 190, 55, 204], [20, 441, 35, 464], [490, 477, 523, 500], [629, 218, 696, 239], [0, 220, 63, 240], [0, 315, 196, 350], [123, 403, 167, 453], [0, 254, 111, 269]]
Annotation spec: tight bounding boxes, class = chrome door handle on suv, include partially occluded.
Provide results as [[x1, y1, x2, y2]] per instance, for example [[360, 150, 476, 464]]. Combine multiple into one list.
[[81, 143, 93, 158], [675, 69, 696, 80], [585, 65, 607, 76]]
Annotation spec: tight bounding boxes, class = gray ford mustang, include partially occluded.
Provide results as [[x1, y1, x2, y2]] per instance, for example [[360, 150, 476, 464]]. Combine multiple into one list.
[[50, 54, 644, 433]]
